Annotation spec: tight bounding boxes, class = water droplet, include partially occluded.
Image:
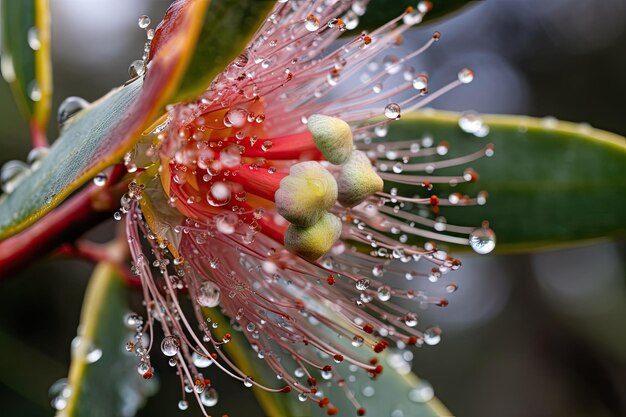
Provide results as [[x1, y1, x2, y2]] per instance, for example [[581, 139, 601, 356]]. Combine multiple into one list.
[[401, 312, 418, 327], [28, 80, 42, 101], [351, 335, 364, 347], [49, 378, 72, 410], [192, 352, 213, 368], [469, 222, 496, 254], [129, 59, 145, 78], [304, 14, 320, 32], [93, 173, 107, 186], [298, 392, 308, 402], [26, 147, 49, 171], [27, 27, 41, 50], [408, 380, 434, 403], [1, 160, 29, 194], [458, 111, 483, 134], [138, 15, 151, 29], [355, 279, 370, 291], [445, 283, 458, 293], [384, 103, 401, 119], [458, 68, 474, 84], [423, 327, 441, 345], [412, 74, 428, 90], [196, 281, 221, 307], [261, 140, 273, 152], [178, 400, 188, 410], [1, 53, 16, 82], [160, 336, 180, 356], [207, 182, 231, 206], [200, 387, 218, 407], [362, 386, 375, 397], [223, 108, 247, 128], [243, 376, 254, 387], [58, 96, 90, 127], [71, 336, 103, 364], [377, 285, 392, 301], [343, 10, 359, 30]]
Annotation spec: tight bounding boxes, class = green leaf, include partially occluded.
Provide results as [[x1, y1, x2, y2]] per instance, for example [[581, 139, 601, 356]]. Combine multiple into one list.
[[149, 0, 274, 102], [311, 350, 451, 417], [60, 262, 155, 417], [203, 309, 310, 417], [0, 0, 52, 135], [358, 0, 474, 31], [384, 111, 626, 252], [0, 0, 208, 239], [204, 310, 451, 417]]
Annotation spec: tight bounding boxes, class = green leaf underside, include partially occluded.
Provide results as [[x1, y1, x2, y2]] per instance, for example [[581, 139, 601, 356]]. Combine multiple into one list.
[[358, 0, 474, 31], [0, 0, 51, 129], [383, 111, 626, 252], [60, 263, 153, 417], [0, 79, 143, 239], [157, 0, 275, 103]]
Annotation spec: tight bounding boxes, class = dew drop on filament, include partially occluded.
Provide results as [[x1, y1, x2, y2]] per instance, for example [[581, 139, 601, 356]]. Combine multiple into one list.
[[384, 103, 401, 119], [469, 221, 496, 254]]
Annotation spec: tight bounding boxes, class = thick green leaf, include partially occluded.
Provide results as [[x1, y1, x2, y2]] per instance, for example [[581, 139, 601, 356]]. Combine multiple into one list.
[[205, 310, 451, 417], [0, 79, 142, 239], [0, 0, 52, 135], [59, 262, 154, 417], [384, 111, 626, 252], [0, 0, 208, 239], [358, 0, 474, 31], [150, 0, 274, 102]]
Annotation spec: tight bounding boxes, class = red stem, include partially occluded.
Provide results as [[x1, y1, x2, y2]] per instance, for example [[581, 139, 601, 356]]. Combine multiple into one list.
[[29, 120, 48, 149], [0, 169, 129, 280]]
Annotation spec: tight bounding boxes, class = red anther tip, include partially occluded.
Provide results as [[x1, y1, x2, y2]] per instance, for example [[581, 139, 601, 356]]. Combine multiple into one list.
[[357, 408, 366, 416], [327, 407, 338, 415], [322, 365, 332, 372], [430, 195, 440, 206]]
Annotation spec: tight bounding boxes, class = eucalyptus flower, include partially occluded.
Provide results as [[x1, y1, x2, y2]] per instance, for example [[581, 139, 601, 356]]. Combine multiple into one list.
[[119, 1, 495, 415]]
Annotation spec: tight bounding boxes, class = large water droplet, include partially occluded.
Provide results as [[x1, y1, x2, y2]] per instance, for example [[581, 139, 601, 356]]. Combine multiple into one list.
[[1, 160, 29, 194], [200, 387, 219, 407], [458, 111, 483, 134], [304, 14, 320, 32], [207, 182, 231, 206], [138, 15, 151, 29], [377, 285, 392, 301], [28, 80, 42, 101], [49, 378, 72, 410], [71, 336, 103, 364], [197, 281, 221, 307], [355, 279, 370, 291], [458, 68, 474, 84], [129, 59, 145, 78], [1, 53, 16, 82], [93, 173, 107, 186], [408, 380, 434, 403], [27, 27, 41, 50], [192, 352, 213, 368], [469, 222, 496, 254], [27, 147, 49, 171], [384, 103, 401, 119], [57, 96, 89, 127], [160, 336, 180, 356], [423, 326, 441, 345]]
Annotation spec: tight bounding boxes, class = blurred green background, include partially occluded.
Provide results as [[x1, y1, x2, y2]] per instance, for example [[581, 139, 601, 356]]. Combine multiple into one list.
[[0, 1, 624, 416]]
